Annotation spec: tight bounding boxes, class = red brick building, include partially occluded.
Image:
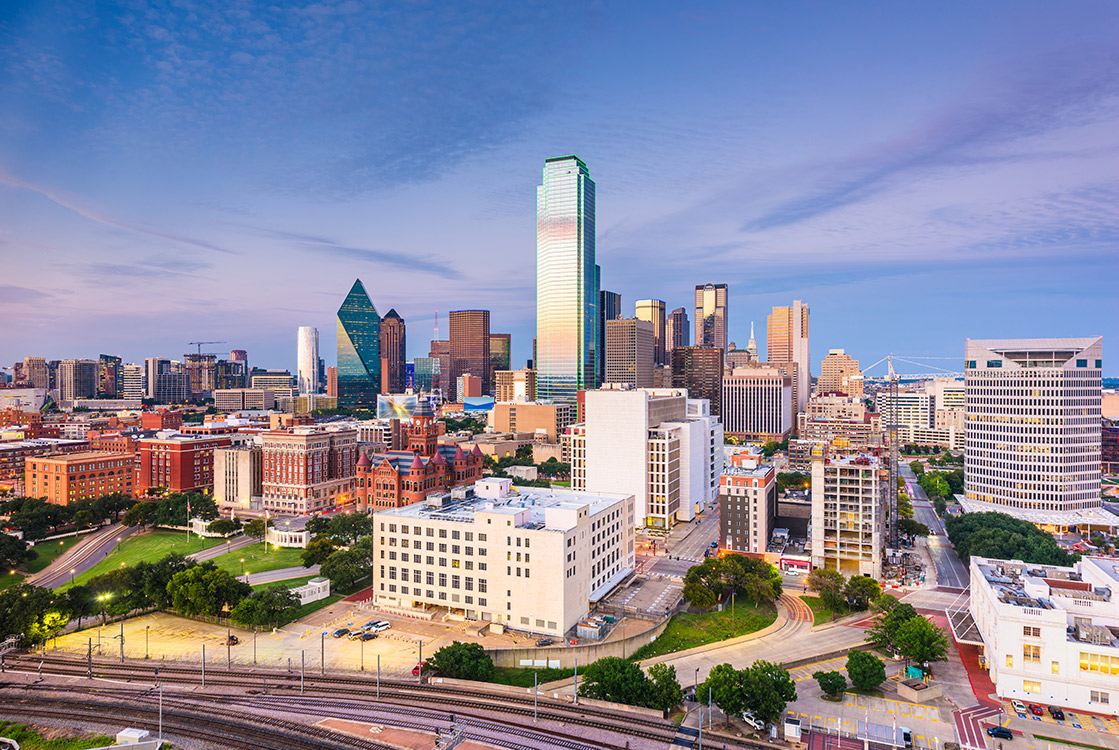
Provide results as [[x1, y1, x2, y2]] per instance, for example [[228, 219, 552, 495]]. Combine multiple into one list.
[[355, 400, 483, 511], [141, 410, 184, 431], [137, 434, 231, 494], [261, 426, 358, 515], [25, 451, 135, 505]]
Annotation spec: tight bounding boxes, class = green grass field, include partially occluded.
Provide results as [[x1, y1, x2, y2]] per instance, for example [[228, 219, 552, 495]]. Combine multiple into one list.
[[209, 543, 307, 577], [801, 595, 848, 625], [27, 534, 83, 574], [59, 530, 225, 590], [630, 601, 778, 661], [0, 721, 114, 750], [0, 571, 24, 590]]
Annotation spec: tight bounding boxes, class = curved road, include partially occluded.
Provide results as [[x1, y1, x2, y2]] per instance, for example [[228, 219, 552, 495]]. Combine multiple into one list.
[[27, 523, 139, 589]]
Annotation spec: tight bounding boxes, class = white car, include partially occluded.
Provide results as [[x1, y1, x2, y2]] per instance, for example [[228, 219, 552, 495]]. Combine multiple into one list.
[[740, 713, 764, 731], [371, 621, 391, 632], [1011, 699, 1027, 715]]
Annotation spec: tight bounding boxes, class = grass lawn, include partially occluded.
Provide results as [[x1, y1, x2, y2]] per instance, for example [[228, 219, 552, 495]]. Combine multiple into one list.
[[491, 665, 574, 688], [0, 572, 25, 590], [59, 530, 226, 590], [0, 721, 115, 750], [801, 595, 848, 625], [251, 574, 320, 593], [208, 543, 307, 577], [27, 534, 83, 574], [630, 601, 778, 661], [1033, 736, 1112, 750]]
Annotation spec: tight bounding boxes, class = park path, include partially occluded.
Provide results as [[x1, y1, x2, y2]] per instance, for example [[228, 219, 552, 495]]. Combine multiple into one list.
[[244, 565, 320, 586], [188, 534, 256, 561]]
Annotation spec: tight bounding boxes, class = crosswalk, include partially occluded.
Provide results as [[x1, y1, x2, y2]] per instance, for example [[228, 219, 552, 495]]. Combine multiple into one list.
[[953, 704, 1000, 750]]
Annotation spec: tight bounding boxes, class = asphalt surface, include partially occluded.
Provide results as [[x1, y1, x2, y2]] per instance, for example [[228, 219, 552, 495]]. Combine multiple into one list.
[[27, 522, 139, 589], [902, 464, 969, 590], [188, 533, 257, 562], [244, 564, 321, 586]]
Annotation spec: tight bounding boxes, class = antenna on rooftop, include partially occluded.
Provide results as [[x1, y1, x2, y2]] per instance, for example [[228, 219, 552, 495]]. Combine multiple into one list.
[[434, 310, 439, 341]]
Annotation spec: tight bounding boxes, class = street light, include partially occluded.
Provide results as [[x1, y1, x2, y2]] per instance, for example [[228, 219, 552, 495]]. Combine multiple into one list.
[[146, 625, 150, 659], [70, 569, 76, 585]]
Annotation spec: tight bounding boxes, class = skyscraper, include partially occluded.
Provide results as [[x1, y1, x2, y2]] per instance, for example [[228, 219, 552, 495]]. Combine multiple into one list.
[[635, 299, 667, 366], [598, 290, 621, 384], [767, 300, 810, 417], [379, 309, 407, 394], [605, 318, 655, 388], [58, 359, 98, 404], [694, 283, 728, 352], [666, 307, 690, 356], [537, 155, 598, 402], [98, 354, 122, 398], [671, 346, 724, 416], [818, 348, 862, 398], [336, 279, 381, 409], [745, 321, 758, 361], [489, 333, 511, 375], [449, 310, 491, 400], [296, 326, 319, 395], [964, 337, 1110, 528]]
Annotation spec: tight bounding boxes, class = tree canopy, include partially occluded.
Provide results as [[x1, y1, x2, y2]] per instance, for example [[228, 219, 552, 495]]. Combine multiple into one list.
[[427, 641, 496, 681], [813, 670, 847, 699], [945, 512, 1073, 566], [167, 563, 251, 616], [698, 660, 796, 725], [846, 650, 886, 691], [683, 554, 782, 609]]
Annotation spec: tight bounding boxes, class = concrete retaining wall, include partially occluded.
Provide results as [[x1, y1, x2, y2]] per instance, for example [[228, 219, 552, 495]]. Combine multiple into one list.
[[430, 676, 665, 718], [486, 618, 669, 669]]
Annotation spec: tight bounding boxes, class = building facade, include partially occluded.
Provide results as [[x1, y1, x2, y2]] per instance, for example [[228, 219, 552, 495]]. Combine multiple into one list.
[[370, 478, 635, 636], [598, 290, 622, 385], [25, 451, 135, 505], [635, 299, 667, 366], [818, 349, 863, 398], [495, 369, 536, 403], [810, 455, 885, 576], [213, 388, 275, 412], [666, 307, 690, 356], [489, 333, 511, 377], [722, 365, 792, 441], [297, 326, 320, 395], [58, 359, 98, 405], [337, 278, 381, 410], [605, 318, 655, 388], [214, 444, 263, 509], [380, 309, 407, 394], [963, 337, 1109, 530], [449, 310, 491, 400], [694, 283, 728, 352], [490, 402, 574, 442], [767, 301, 810, 419], [671, 346, 724, 417], [137, 434, 232, 494], [719, 452, 777, 554], [261, 426, 359, 514], [875, 391, 933, 429], [536, 155, 598, 402]]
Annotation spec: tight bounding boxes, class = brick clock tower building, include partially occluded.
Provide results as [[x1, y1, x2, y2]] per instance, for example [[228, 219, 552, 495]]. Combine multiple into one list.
[[355, 400, 483, 510]]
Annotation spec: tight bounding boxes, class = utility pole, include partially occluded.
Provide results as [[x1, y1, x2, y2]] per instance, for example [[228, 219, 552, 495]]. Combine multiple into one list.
[[201, 644, 205, 687], [320, 632, 325, 675], [227, 628, 231, 669], [573, 658, 578, 705], [534, 671, 538, 722], [87, 638, 92, 679], [119, 621, 124, 663], [377, 655, 380, 699], [301, 650, 305, 694]]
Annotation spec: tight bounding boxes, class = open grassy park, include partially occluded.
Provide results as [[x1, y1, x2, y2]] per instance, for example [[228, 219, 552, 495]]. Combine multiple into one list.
[[630, 601, 778, 661], [60, 530, 225, 590], [209, 543, 307, 578], [2, 534, 84, 591]]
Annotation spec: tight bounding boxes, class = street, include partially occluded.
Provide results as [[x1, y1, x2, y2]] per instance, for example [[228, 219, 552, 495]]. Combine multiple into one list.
[[27, 523, 139, 589], [901, 464, 968, 590]]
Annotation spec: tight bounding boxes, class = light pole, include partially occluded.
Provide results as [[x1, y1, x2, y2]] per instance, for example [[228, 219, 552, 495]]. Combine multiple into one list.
[[731, 592, 736, 637], [70, 569, 76, 585], [145, 625, 149, 659], [320, 631, 325, 675], [240, 558, 246, 580]]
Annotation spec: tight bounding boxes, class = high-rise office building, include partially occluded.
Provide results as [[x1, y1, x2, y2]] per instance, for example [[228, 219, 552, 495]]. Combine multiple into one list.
[[489, 333, 511, 376], [598, 291, 622, 384], [379, 309, 407, 394], [722, 365, 792, 441], [537, 155, 598, 401], [818, 349, 863, 398], [325, 366, 338, 398], [97, 354, 122, 398], [635, 299, 667, 366], [336, 278, 381, 410], [495, 369, 536, 403], [23, 357, 49, 390], [671, 346, 724, 416], [145, 358, 189, 404], [429, 340, 451, 398], [58, 359, 98, 404], [449, 310, 491, 400], [605, 318, 655, 388], [694, 283, 728, 352], [767, 300, 810, 418], [666, 307, 690, 355], [413, 357, 440, 395], [296, 326, 320, 395], [963, 337, 1110, 529], [811, 455, 885, 576], [121, 363, 145, 401]]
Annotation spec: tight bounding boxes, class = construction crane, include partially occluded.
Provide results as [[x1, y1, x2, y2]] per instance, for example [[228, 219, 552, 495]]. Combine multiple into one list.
[[187, 341, 226, 357], [863, 354, 962, 381]]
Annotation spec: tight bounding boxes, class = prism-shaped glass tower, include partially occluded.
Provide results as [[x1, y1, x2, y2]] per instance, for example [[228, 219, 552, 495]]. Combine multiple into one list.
[[337, 279, 381, 409]]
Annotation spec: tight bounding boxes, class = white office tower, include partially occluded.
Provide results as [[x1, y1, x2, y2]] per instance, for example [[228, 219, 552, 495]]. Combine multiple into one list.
[[810, 455, 885, 576], [570, 386, 722, 528], [963, 337, 1113, 530], [296, 326, 319, 395], [121, 363, 145, 400]]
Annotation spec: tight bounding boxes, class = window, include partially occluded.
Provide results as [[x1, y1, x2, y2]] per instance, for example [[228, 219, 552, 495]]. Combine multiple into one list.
[[1006, 654, 1013, 668], [1051, 661, 1059, 674], [1023, 680, 1041, 694], [1079, 652, 1119, 675], [1023, 645, 1040, 663], [1023, 626, 1041, 638], [478, 533, 486, 542], [438, 573, 447, 587], [1090, 690, 1109, 705]]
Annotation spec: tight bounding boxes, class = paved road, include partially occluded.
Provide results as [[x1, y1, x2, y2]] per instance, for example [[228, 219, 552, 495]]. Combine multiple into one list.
[[637, 499, 722, 578], [902, 464, 969, 590], [189, 534, 257, 562], [27, 523, 139, 589], [243, 565, 320, 586]]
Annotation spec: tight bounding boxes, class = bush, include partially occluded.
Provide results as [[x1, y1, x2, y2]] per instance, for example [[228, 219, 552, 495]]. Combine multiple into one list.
[[427, 641, 496, 681]]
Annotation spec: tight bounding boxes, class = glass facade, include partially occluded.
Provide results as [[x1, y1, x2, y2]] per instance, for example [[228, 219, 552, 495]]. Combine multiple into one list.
[[694, 283, 728, 351], [296, 326, 319, 395], [536, 155, 598, 402], [413, 357, 440, 394], [489, 333, 511, 375], [336, 279, 380, 409]]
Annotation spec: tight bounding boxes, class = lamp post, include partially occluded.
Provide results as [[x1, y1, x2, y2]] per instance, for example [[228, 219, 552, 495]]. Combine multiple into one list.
[[70, 569, 76, 585], [145, 625, 149, 659], [731, 592, 736, 637]]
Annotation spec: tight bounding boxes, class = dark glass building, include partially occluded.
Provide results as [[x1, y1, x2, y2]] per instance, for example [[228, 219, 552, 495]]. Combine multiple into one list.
[[671, 346, 724, 417], [379, 309, 407, 394], [489, 333, 511, 377], [336, 279, 381, 409]]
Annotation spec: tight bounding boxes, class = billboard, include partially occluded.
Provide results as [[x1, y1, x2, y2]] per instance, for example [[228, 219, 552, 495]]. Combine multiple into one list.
[[377, 394, 418, 419], [462, 397, 495, 412]]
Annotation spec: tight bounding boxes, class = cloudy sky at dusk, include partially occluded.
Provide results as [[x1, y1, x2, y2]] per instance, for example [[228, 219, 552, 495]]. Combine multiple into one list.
[[2, 1, 1117, 377]]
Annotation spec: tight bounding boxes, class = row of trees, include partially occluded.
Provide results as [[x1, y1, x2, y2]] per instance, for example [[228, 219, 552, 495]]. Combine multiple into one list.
[[682, 554, 783, 610], [698, 660, 796, 726], [122, 492, 219, 528], [866, 595, 949, 669], [807, 569, 883, 613], [776, 472, 810, 492], [1, 492, 135, 541], [945, 512, 1074, 566], [814, 650, 887, 697]]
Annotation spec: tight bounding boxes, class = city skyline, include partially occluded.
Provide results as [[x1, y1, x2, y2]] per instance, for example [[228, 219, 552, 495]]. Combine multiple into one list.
[[1, 2, 1117, 376]]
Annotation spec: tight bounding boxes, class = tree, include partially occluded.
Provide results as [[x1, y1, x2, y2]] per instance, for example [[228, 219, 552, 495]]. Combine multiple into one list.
[[301, 536, 338, 567], [244, 519, 268, 541], [64, 585, 96, 629], [908, 461, 924, 476], [846, 650, 886, 691], [71, 509, 96, 530], [646, 663, 683, 712], [683, 581, 718, 609], [894, 615, 949, 668], [867, 599, 918, 652], [427, 641, 496, 681], [319, 547, 370, 592], [167, 564, 250, 616], [230, 586, 298, 629], [813, 670, 847, 699], [898, 518, 930, 538], [0, 533, 34, 571], [741, 660, 797, 724], [697, 662, 746, 722], [843, 575, 881, 611], [206, 518, 241, 536], [0, 584, 66, 645], [123, 501, 158, 527], [808, 568, 846, 612], [579, 657, 651, 707], [304, 515, 331, 539], [946, 512, 1072, 566]]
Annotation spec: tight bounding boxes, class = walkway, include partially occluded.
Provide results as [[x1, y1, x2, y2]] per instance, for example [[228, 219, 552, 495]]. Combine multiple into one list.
[[188, 534, 257, 562], [244, 566, 320, 586]]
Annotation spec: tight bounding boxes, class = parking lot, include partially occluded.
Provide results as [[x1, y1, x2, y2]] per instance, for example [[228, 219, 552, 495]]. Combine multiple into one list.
[[1001, 699, 1119, 736], [602, 576, 683, 617]]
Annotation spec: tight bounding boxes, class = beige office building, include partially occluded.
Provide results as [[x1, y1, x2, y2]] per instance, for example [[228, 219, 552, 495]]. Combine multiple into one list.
[[817, 349, 862, 398], [810, 455, 885, 576], [635, 299, 667, 366], [489, 402, 575, 442], [767, 301, 810, 417], [214, 388, 276, 412], [875, 391, 933, 429], [370, 478, 635, 636], [605, 318, 655, 388], [214, 444, 263, 509], [495, 369, 536, 403], [722, 365, 792, 441], [807, 394, 865, 422]]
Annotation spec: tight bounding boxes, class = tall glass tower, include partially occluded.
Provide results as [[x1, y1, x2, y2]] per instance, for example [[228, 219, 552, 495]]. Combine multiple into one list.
[[296, 326, 319, 394], [336, 279, 380, 409], [536, 155, 598, 402]]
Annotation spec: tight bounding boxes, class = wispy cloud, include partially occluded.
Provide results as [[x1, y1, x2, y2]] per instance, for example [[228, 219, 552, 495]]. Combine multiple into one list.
[[0, 285, 52, 305], [260, 228, 463, 280]]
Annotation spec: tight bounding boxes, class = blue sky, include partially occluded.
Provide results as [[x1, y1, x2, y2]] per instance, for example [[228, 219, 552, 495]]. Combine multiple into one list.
[[1, 1, 1117, 377]]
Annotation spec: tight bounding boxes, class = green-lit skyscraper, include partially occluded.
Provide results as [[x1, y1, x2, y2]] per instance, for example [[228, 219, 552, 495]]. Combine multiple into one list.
[[536, 155, 598, 401], [336, 278, 380, 409]]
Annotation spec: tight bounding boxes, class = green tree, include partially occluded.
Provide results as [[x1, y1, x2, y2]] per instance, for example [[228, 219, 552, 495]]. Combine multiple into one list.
[[0, 584, 65, 645], [813, 670, 847, 699], [843, 575, 882, 611], [319, 547, 370, 592], [0, 533, 34, 571], [301, 536, 338, 567], [206, 518, 241, 536], [808, 568, 846, 611], [908, 461, 924, 476], [427, 641, 496, 681], [71, 509, 96, 530], [167, 564, 250, 616], [230, 585, 298, 629], [64, 585, 96, 629], [579, 657, 651, 706], [243, 519, 268, 541], [327, 512, 373, 545], [122, 501, 158, 527], [946, 512, 1072, 566], [867, 598, 918, 652], [646, 663, 683, 711], [846, 650, 886, 691], [898, 518, 930, 538], [697, 662, 746, 722], [894, 615, 949, 668], [682, 581, 718, 609], [741, 660, 797, 725]]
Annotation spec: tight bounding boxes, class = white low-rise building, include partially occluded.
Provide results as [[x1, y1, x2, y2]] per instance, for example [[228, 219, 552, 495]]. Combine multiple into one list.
[[969, 555, 1119, 716], [371, 478, 635, 637]]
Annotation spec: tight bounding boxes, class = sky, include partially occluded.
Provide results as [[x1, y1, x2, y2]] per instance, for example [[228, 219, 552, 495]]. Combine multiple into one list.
[[1, 1, 1117, 378]]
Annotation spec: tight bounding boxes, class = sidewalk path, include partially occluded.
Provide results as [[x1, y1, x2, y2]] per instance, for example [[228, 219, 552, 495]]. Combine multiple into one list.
[[188, 534, 256, 561], [243, 565, 319, 586]]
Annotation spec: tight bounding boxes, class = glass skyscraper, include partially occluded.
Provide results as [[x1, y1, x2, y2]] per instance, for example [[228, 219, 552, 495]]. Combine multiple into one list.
[[536, 155, 598, 402], [694, 283, 728, 352], [336, 278, 380, 409]]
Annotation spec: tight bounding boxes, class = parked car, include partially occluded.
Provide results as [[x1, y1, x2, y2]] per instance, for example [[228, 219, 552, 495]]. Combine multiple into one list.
[[332, 628, 350, 638], [1029, 704, 1044, 717], [371, 621, 391, 632], [900, 727, 913, 749], [1011, 700, 1027, 715], [360, 620, 379, 630], [1048, 706, 1065, 721], [412, 660, 428, 676], [709, 541, 718, 548], [225, 635, 239, 646], [348, 630, 366, 640], [535, 638, 553, 647], [740, 712, 764, 731], [987, 726, 1013, 740], [359, 632, 378, 642]]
